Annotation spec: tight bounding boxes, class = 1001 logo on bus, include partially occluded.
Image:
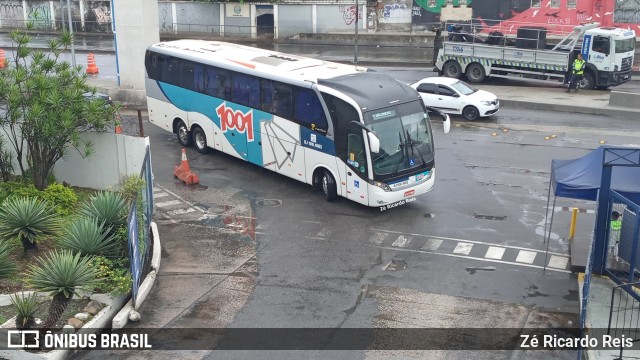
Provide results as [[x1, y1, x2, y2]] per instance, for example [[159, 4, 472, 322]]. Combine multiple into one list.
[[216, 102, 254, 142]]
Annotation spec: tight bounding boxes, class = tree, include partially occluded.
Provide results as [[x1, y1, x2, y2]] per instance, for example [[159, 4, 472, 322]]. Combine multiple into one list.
[[0, 27, 117, 190]]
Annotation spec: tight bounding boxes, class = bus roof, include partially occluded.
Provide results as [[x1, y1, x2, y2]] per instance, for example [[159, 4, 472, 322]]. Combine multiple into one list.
[[148, 40, 368, 83], [318, 72, 421, 112]]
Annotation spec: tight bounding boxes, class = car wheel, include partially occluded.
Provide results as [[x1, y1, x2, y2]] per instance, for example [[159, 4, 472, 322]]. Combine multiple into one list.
[[176, 120, 192, 147], [579, 72, 595, 90], [321, 171, 337, 202], [462, 106, 480, 121], [443, 61, 462, 79], [465, 63, 486, 83], [192, 126, 210, 154]]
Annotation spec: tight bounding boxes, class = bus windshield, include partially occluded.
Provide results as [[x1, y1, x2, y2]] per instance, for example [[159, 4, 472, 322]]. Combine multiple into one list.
[[365, 101, 434, 177]]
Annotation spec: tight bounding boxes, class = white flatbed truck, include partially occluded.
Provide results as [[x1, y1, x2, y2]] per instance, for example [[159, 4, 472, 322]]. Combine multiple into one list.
[[435, 22, 635, 89]]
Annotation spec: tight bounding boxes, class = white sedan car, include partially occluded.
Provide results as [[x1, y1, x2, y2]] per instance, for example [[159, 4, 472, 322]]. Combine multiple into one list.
[[410, 77, 499, 120]]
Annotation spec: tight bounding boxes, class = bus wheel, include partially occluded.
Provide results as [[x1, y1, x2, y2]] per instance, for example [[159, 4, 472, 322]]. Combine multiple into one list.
[[443, 61, 462, 79], [176, 120, 192, 147], [462, 106, 480, 121], [192, 126, 210, 154], [465, 63, 486, 83], [322, 171, 337, 202]]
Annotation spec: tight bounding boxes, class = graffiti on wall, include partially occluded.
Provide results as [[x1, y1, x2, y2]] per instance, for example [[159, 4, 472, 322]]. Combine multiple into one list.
[[0, 2, 23, 27], [379, 0, 411, 24], [27, 5, 51, 29], [615, 0, 640, 24], [339, 5, 362, 25], [85, 4, 111, 32]]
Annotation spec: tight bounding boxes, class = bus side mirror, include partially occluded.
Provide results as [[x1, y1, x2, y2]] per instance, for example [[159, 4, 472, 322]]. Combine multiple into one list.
[[368, 132, 380, 153], [443, 113, 451, 134]]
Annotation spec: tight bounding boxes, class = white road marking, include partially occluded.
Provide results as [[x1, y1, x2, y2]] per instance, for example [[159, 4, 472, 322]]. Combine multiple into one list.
[[485, 246, 506, 260], [453, 242, 473, 255], [392, 235, 412, 248], [155, 200, 183, 208], [154, 192, 169, 199], [422, 238, 443, 251], [316, 227, 331, 238], [154, 185, 206, 213], [516, 250, 537, 264], [167, 208, 196, 216], [548, 255, 569, 269], [368, 232, 388, 245]]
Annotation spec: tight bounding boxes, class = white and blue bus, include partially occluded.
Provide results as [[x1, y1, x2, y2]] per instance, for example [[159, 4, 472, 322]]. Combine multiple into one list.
[[144, 40, 450, 207]]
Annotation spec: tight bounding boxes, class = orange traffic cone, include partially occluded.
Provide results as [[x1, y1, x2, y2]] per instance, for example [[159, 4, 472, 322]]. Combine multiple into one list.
[[86, 53, 99, 74], [0, 49, 6, 69], [173, 148, 199, 185]]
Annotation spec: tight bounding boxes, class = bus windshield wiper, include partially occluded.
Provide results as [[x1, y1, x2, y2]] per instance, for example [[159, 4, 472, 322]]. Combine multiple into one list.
[[406, 130, 426, 167]]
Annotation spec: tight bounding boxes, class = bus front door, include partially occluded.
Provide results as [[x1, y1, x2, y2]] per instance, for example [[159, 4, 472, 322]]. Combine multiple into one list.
[[346, 131, 369, 205]]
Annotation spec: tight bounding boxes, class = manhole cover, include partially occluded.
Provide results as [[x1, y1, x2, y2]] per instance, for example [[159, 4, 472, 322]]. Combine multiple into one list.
[[473, 214, 507, 221], [257, 199, 282, 207]]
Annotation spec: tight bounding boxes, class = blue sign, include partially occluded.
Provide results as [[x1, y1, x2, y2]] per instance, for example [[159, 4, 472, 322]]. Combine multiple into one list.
[[581, 34, 591, 59], [354, 180, 360, 188]]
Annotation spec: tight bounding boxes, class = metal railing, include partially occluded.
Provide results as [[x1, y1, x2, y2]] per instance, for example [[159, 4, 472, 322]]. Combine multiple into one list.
[[443, 18, 577, 37], [159, 23, 275, 39], [608, 281, 640, 359], [0, 18, 113, 33]]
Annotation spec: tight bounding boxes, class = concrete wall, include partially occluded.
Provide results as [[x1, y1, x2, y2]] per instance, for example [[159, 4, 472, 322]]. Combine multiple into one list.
[[277, 4, 312, 39], [0, 0, 111, 32], [317, 4, 361, 33], [174, 1, 218, 34], [113, 0, 159, 90], [53, 133, 150, 189]]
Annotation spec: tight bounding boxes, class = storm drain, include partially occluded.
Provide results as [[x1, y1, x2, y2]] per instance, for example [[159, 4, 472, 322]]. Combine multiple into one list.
[[256, 199, 282, 207], [473, 214, 507, 221]]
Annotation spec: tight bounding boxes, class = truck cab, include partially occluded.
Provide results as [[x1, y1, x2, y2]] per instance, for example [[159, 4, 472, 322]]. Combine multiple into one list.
[[580, 27, 635, 89]]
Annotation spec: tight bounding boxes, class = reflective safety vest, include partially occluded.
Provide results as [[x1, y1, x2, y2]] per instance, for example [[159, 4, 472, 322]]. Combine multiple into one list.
[[611, 219, 622, 231], [573, 58, 585, 75]]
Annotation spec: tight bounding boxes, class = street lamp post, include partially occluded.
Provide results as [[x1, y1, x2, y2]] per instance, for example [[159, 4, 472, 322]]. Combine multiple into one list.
[[66, 0, 76, 67], [354, 0, 359, 64]]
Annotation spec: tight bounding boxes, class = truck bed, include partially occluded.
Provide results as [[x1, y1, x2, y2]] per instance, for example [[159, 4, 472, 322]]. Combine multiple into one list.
[[442, 41, 570, 70]]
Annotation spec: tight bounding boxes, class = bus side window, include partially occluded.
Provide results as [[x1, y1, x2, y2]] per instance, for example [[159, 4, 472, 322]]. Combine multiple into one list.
[[232, 72, 260, 108], [194, 64, 205, 93], [145, 51, 158, 80], [272, 82, 292, 118], [322, 93, 359, 163], [204, 67, 230, 100], [347, 131, 366, 174], [155, 55, 166, 83], [165, 57, 180, 86], [181, 60, 195, 91], [261, 80, 274, 112], [294, 87, 328, 133]]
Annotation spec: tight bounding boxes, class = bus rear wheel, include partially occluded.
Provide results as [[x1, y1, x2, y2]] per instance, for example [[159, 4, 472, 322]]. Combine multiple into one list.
[[175, 120, 192, 147], [322, 171, 337, 202], [192, 126, 210, 154]]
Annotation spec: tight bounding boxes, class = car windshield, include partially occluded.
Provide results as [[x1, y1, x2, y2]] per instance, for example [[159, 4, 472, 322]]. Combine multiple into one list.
[[450, 80, 477, 95], [615, 38, 635, 53], [364, 101, 434, 177]]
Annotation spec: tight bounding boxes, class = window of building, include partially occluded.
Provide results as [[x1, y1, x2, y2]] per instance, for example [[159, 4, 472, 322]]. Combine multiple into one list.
[[550, 0, 560, 9], [531, 0, 541, 8], [567, 0, 577, 9]]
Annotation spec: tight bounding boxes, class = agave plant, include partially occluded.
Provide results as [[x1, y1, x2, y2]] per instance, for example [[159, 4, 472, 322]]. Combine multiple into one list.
[[0, 241, 17, 279], [58, 217, 118, 256], [10, 292, 41, 330], [0, 197, 61, 256], [78, 191, 127, 230], [27, 249, 98, 329]]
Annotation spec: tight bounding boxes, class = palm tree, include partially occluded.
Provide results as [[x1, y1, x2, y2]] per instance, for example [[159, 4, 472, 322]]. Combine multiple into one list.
[[0, 197, 61, 256], [0, 241, 17, 279], [27, 249, 98, 329]]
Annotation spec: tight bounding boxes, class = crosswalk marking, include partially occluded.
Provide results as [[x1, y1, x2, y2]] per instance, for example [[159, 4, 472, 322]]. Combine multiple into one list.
[[392, 235, 411, 248], [548, 255, 569, 269], [516, 250, 537, 264], [422, 238, 443, 251], [368, 232, 388, 245], [453, 242, 473, 255], [153, 187, 162, 193], [485, 246, 506, 260], [154, 192, 169, 199], [155, 200, 183, 208], [167, 208, 196, 216]]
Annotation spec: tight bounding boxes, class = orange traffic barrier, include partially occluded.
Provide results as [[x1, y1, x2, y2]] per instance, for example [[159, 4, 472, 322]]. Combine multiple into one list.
[[115, 124, 123, 134], [173, 148, 199, 185], [0, 49, 6, 69], [86, 53, 99, 74]]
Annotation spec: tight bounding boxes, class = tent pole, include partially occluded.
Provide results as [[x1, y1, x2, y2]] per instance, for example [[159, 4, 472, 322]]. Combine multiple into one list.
[[543, 195, 558, 273], [543, 176, 553, 244]]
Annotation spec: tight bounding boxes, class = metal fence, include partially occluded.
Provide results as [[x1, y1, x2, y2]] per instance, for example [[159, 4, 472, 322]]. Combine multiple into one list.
[[127, 145, 154, 305], [605, 191, 640, 285], [160, 23, 275, 39], [0, 19, 113, 33], [608, 281, 640, 359]]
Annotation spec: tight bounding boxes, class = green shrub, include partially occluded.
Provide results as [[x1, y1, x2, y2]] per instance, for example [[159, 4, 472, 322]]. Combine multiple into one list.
[[0, 197, 61, 255], [0, 241, 17, 279], [10, 292, 40, 330], [87, 256, 132, 296], [59, 217, 118, 256], [120, 175, 145, 203], [42, 183, 78, 216], [0, 182, 40, 201], [79, 191, 127, 230]]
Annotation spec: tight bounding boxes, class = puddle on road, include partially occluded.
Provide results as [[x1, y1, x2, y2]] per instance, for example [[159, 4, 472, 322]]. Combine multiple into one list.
[[383, 259, 408, 271], [465, 266, 496, 274]]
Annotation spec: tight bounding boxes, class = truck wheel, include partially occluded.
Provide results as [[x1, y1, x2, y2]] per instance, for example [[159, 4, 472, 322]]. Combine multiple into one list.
[[443, 61, 462, 79], [579, 72, 595, 90], [462, 106, 480, 121], [465, 63, 486, 83]]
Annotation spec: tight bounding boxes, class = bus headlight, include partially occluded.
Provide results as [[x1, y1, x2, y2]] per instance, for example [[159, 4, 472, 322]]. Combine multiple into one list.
[[373, 181, 392, 192]]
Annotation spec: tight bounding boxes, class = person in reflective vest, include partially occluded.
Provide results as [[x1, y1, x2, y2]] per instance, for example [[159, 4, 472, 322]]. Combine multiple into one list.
[[566, 53, 585, 93], [610, 210, 622, 258]]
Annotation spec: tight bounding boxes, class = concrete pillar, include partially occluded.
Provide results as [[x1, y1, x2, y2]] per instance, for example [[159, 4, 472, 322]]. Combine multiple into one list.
[[79, 0, 85, 31], [49, 1, 55, 30], [312, 5, 317, 34], [112, 0, 159, 90]]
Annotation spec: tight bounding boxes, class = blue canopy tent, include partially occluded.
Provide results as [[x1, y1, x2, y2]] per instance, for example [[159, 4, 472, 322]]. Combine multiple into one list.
[[543, 145, 640, 245]]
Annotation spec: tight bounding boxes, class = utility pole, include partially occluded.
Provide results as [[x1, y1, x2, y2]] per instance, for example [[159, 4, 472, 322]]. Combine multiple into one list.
[[66, 0, 76, 67], [354, 0, 359, 64], [59, 0, 65, 31]]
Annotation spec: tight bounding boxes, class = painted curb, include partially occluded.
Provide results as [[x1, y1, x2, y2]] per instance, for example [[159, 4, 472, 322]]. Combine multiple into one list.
[[499, 99, 640, 119], [112, 220, 161, 328]]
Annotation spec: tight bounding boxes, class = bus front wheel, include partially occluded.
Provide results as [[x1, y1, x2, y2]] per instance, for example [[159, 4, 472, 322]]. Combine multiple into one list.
[[192, 126, 210, 154], [175, 120, 192, 147], [322, 171, 337, 202]]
